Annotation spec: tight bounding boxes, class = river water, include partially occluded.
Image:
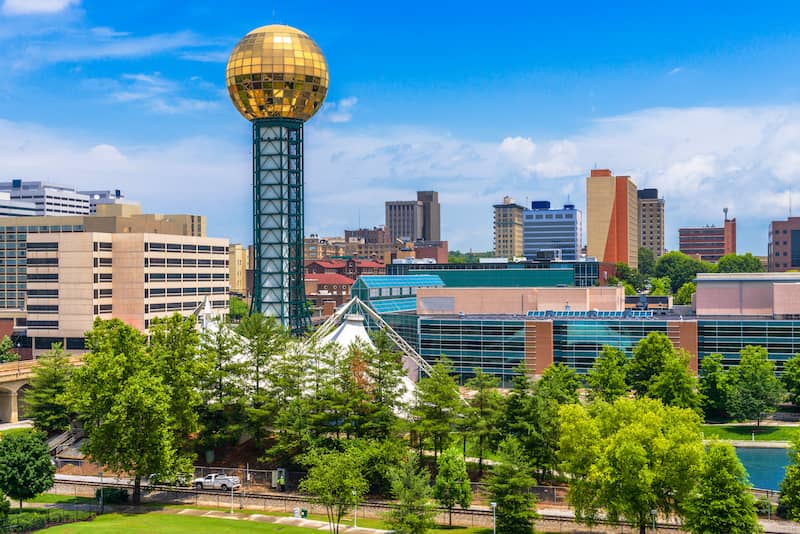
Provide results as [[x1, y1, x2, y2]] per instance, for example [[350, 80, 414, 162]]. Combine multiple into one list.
[[735, 447, 789, 491]]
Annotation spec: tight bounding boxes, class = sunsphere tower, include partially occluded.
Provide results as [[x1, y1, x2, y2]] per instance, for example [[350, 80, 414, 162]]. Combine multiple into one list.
[[226, 25, 329, 334]]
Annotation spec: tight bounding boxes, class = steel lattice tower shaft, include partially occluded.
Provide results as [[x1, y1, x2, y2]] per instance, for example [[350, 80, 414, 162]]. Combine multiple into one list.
[[252, 117, 309, 334]]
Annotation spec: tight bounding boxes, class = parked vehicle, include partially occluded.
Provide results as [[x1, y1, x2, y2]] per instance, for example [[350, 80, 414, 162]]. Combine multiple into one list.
[[148, 472, 191, 487], [192, 473, 241, 491]]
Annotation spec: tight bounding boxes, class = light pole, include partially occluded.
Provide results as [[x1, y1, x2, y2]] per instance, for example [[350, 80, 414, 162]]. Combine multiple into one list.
[[229, 484, 234, 514], [352, 489, 357, 528], [491, 501, 497, 534], [98, 471, 104, 515], [651, 508, 657, 531]]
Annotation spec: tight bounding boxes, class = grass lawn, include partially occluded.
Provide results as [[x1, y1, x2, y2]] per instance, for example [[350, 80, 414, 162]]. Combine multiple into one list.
[[28, 494, 96, 505], [40, 511, 494, 533], [702, 424, 798, 441]]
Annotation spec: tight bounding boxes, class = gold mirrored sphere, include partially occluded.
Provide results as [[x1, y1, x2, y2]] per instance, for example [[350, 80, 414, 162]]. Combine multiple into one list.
[[226, 24, 329, 122]]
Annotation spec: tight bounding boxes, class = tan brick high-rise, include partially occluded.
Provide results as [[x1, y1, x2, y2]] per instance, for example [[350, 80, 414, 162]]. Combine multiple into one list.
[[586, 169, 639, 268]]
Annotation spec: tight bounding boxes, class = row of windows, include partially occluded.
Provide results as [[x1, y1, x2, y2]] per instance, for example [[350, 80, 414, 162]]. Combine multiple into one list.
[[146, 299, 227, 313], [146, 272, 228, 282], [145, 258, 228, 267], [27, 273, 58, 282], [94, 242, 113, 252], [0, 225, 83, 233], [145, 243, 227, 254], [94, 304, 113, 315], [145, 287, 228, 297], [93, 289, 112, 299]]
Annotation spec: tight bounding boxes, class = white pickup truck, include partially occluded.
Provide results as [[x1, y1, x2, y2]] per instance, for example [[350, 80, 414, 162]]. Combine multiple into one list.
[[192, 473, 241, 491]]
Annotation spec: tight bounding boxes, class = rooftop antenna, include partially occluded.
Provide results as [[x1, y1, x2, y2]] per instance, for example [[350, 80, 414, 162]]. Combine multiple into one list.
[[723, 207, 728, 222], [790, 187, 793, 217]]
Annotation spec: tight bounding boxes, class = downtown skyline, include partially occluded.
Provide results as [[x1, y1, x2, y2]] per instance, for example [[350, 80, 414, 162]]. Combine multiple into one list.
[[2, 1, 800, 253]]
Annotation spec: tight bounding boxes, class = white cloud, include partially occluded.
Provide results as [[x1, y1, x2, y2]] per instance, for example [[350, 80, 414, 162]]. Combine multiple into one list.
[[89, 72, 220, 115], [2, 0, 78, 15], [668, 67, 683, 76], [1, 104, 800, 253], [320, 97, 358, 123]]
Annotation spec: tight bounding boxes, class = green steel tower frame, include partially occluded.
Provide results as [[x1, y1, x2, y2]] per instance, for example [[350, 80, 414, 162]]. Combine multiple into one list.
[[252, 117, 309, 334]]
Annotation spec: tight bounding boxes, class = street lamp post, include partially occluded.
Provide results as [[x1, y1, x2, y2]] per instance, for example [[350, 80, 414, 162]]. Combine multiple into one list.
[[651, 508, 657, 531], [230, 484, 234, 514], [352, 489, 357, 528], [98, 471, 104, 515], [490, 501, 497, 534]]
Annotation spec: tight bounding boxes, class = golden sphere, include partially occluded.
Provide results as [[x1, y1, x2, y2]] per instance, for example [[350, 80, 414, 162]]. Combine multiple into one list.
[[226, 24, 329, 122]]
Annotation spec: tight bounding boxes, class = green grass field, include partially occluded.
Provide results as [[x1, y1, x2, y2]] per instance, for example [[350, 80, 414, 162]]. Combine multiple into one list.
[[702, 424, 798, 442], [39, 511, 494, 533], [28, 494, 96, 505]]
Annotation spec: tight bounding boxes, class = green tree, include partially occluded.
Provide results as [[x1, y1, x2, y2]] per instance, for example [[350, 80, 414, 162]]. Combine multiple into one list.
[[648, 349, 703, 413], [558, 398, 704, 534], [385, 453, 436, 534], [0, 335, 18, 363], [655, 250, 715, 293], [488, 437, 538, 534], [68, 318, 178, 504], [780, 432, 800, 520], [700, 353, 730, 419], [198, 317, 247, 448], [727, 346, 784, 429], [228, 295, 249, 321], [26, 344, 73, 433], [0, 429, 55, 509], [684, 441, 760, 534], [782, 353, 800, 407], [412, 358, 462, 460], [357, 332, 407, 441], [614, 262, 645, 292], [587, 346, 629, 402], [622, 281, 638, 296], [537, 362, 581, 404], [299, 447, 368, 534], [674, 281, 696, 305], [464, 369, 503, 475], [0, 489, 9, 518], [433, 447, 472, 527], [148, 314, 203, 477], [638, 247, 656, 277], [237, 313, 289, 444], [627, 331, 674, 395], [648, 276, 671, 296], [717, 253, 765, 273]]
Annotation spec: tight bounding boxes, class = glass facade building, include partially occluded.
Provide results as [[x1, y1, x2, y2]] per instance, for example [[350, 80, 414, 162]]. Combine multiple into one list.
[[552, 319, 670, 373], [698, 320, 800, 372]]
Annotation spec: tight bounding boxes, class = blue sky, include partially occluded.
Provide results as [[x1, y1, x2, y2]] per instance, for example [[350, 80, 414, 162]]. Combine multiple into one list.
[[2, 0, 800, 254]]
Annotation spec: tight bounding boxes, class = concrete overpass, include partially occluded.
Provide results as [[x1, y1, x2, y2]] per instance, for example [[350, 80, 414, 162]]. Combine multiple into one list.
[[0, 356, 82, 423]]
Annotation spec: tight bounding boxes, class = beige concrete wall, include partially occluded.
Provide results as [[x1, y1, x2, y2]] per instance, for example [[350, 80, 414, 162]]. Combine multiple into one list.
[[774, 283, 800, 315], [417, 286, 625, 315], [113, 233, 146, 330]]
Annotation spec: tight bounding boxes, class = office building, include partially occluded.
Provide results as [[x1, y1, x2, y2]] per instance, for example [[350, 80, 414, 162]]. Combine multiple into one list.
[[386, 200, 423, 242], [768, 216, 800, 272], [522, 201, 582, 261], [679, 211, 736, 262], [586, 169, 639, 268], [229, 243, 250, 297], [344, 226, 387, 244], [0, 205, 222, 357], [0, 192, 37, 216], [0, 180, 90, 215], [21, 231, 228, 355], [637, 188, 665, 256], [416, 191, 441, 242], [79, 189, 137, 214], [493, 196, 525, 258]]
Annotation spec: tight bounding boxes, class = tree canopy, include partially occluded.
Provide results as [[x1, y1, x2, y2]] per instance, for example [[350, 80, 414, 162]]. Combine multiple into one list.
[[587, 346, 628, 402], [726, 345, 784, 428], [384, 452, 436, 534], [627, 332, 674, 395], [674, 281, 696, 305], [717, 253, 765, 273], [638, 247, 656, 276], [488, 437, 538, 534], [655, 251, 714, 293], [684, 441, 760, 534], [559, 398, 704, 534], [433, 447, 472, 527], [0, 429, 55, 509], [0, 335, 18, 363], [26, 344, 73, 433]]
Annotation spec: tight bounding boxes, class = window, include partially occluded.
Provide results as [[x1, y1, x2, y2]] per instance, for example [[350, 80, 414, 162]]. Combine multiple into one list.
[[26, 242, 58, 250], [94, 273, 112, 283], [149, 242, 165, 252], [27, 289, 57, 298], [167, 243, 181, 252], [28, 273, 58, 281], [93, 257, 112, 267], [28, 320, 58, 329], [27, 304, 58, 313], [27, 258, 58, 266]]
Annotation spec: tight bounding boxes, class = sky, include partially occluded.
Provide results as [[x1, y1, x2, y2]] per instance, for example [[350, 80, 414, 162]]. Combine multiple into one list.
[[2, 1, 800, 254]]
